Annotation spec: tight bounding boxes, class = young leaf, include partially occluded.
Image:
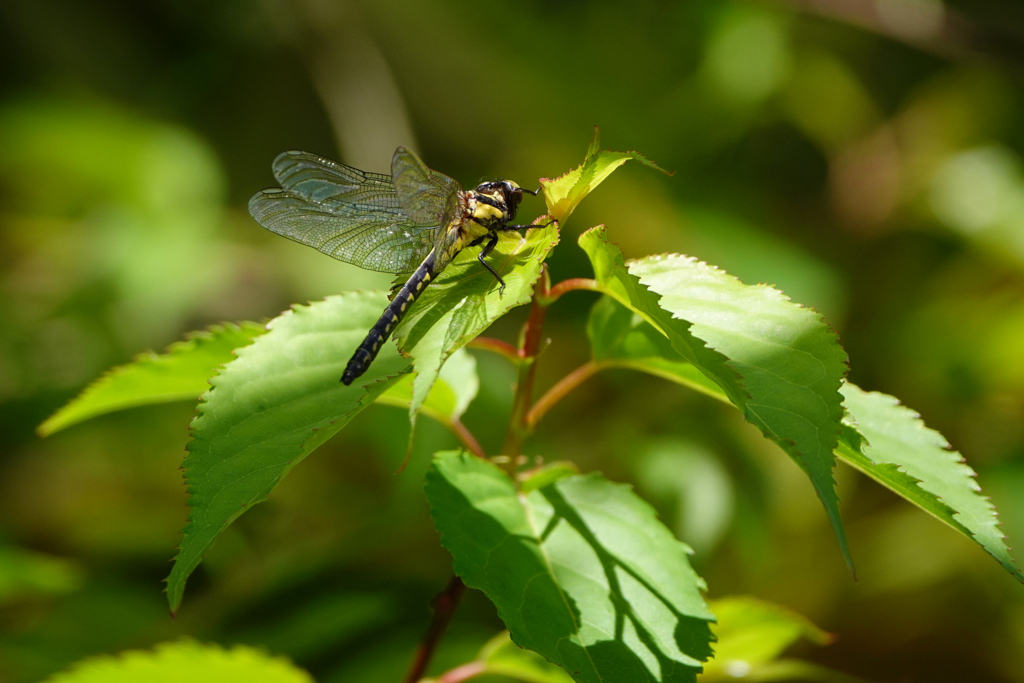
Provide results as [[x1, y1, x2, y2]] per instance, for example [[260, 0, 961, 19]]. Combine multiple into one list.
[[579, 228, 854, 576], [839, 384, 1023, 584], [700, 597, 856, 682], [393, 221, 559, 416], [705, 596, 830, 672], [42, 640, 312, 683], [540, 127, 670, 224], [166, 292, 410, 613], [37, 322, 266, 436], [426, 451, 715, 683]]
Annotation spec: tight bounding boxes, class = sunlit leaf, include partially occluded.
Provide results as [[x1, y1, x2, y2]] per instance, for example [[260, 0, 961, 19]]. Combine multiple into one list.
[[581, 228, 745, 404], [377, 348, 478, 423], [704, 596, 830, 679], [540, 127, 670, 224], [583, 294, 1023, 583], [518, 460, 580, 493], [394, 221, 558, 416], [703, 657, 867, 683], [426, 451, 714, 683], [587, 295, 727, 401], [478, 631, 577, 683], [38, 322, 265, 436], [41, 640, 311, 683], [166, 293, 409, 613], [839, 384, 1023, 584], [580, 227, 853, 575], [425, 631, 577, 683]]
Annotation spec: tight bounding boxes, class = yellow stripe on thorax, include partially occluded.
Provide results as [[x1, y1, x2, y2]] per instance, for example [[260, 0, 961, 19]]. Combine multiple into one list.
[[471, 201, 505, 225]]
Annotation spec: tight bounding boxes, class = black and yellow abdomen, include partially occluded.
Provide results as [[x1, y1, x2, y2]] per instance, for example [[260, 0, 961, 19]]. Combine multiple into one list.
[[341, 249, 439, 385]]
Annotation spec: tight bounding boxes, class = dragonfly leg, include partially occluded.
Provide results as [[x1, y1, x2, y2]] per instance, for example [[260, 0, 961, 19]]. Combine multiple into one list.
[[499, 218, 557, 232], [473, 232, 507, 294]]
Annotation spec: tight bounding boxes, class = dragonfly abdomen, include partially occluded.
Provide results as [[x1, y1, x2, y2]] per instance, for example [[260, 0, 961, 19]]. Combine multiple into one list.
[[341, 249, 439, 385]]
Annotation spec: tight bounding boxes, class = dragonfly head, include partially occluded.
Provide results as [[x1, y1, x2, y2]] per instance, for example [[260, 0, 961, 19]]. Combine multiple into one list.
[[473, 179, 529, 223]]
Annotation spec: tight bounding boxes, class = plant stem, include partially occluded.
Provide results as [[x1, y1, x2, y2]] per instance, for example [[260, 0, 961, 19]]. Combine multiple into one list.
[[501, 268, 550, 461], [542, 277, 599, 305], [450, 417, 486, 459], [404, 576, 466, 683], [434, 661, 487, 683], [467, 336, 520, 363], [526, 360, 604, 430]]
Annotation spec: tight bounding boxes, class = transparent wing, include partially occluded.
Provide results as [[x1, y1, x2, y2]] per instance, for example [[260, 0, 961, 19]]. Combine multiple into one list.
[[249, 151, 437, 274], [272, 150, 397, 208], [391, 147, 461, 231]]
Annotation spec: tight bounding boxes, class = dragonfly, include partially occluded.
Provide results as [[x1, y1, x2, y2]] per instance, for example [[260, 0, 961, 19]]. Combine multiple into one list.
[[249, 146, 548, 385]]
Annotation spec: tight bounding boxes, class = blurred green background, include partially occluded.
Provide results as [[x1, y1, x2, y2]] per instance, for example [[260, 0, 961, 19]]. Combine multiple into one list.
[[3, 0, 1024, 681]]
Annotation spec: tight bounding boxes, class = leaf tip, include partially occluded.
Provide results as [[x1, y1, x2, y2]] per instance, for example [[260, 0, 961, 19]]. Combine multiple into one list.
[[35, 419, 57, 438]]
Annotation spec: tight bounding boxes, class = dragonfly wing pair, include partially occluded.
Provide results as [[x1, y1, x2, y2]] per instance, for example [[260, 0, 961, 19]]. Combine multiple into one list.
[[249, 148, 451, 275]]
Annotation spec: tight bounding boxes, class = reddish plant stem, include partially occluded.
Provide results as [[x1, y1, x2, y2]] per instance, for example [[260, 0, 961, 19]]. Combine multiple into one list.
[[466, 336, 520, 362], [404, 576, 467, 683], [501, 269, 551, 460], [526, 360, 604, 430], [542, 277, 599, 305], [434, 661, 487, 683], [519, 284, 551, 363], [450, 417, 486, 459]]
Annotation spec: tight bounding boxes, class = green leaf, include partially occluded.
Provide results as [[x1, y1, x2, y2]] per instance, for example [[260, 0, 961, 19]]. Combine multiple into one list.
[[41, 640, 312, 683], [377, 348, 479, 423], [581, 229, 745, 405], [579, 227, 853, 575], [584, 295, 1023, 584], [519, 461, 581, 493], [426, 451, 714, 683], [540, 127, 670, 224], [0, 546, 83, 603], [166, 293, 409, 613], [476, 631, 577, 683], [424, 631, 577, 683], [587, 296, 728, 401], [704, 596, 830, 677], [393, 221, 558, 416], [37, 322, 266, 436], [839, 384, 1023, 584], [713, 659, 868, 682]]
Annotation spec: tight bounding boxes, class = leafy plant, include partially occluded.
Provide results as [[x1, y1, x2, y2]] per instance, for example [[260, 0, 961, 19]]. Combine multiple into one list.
[[40, 640, 313, 683], [40, 130, 1021, 683]]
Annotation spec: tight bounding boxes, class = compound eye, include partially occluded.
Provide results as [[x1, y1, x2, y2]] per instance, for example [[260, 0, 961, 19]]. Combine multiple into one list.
[[499, 181, 522, 202]]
